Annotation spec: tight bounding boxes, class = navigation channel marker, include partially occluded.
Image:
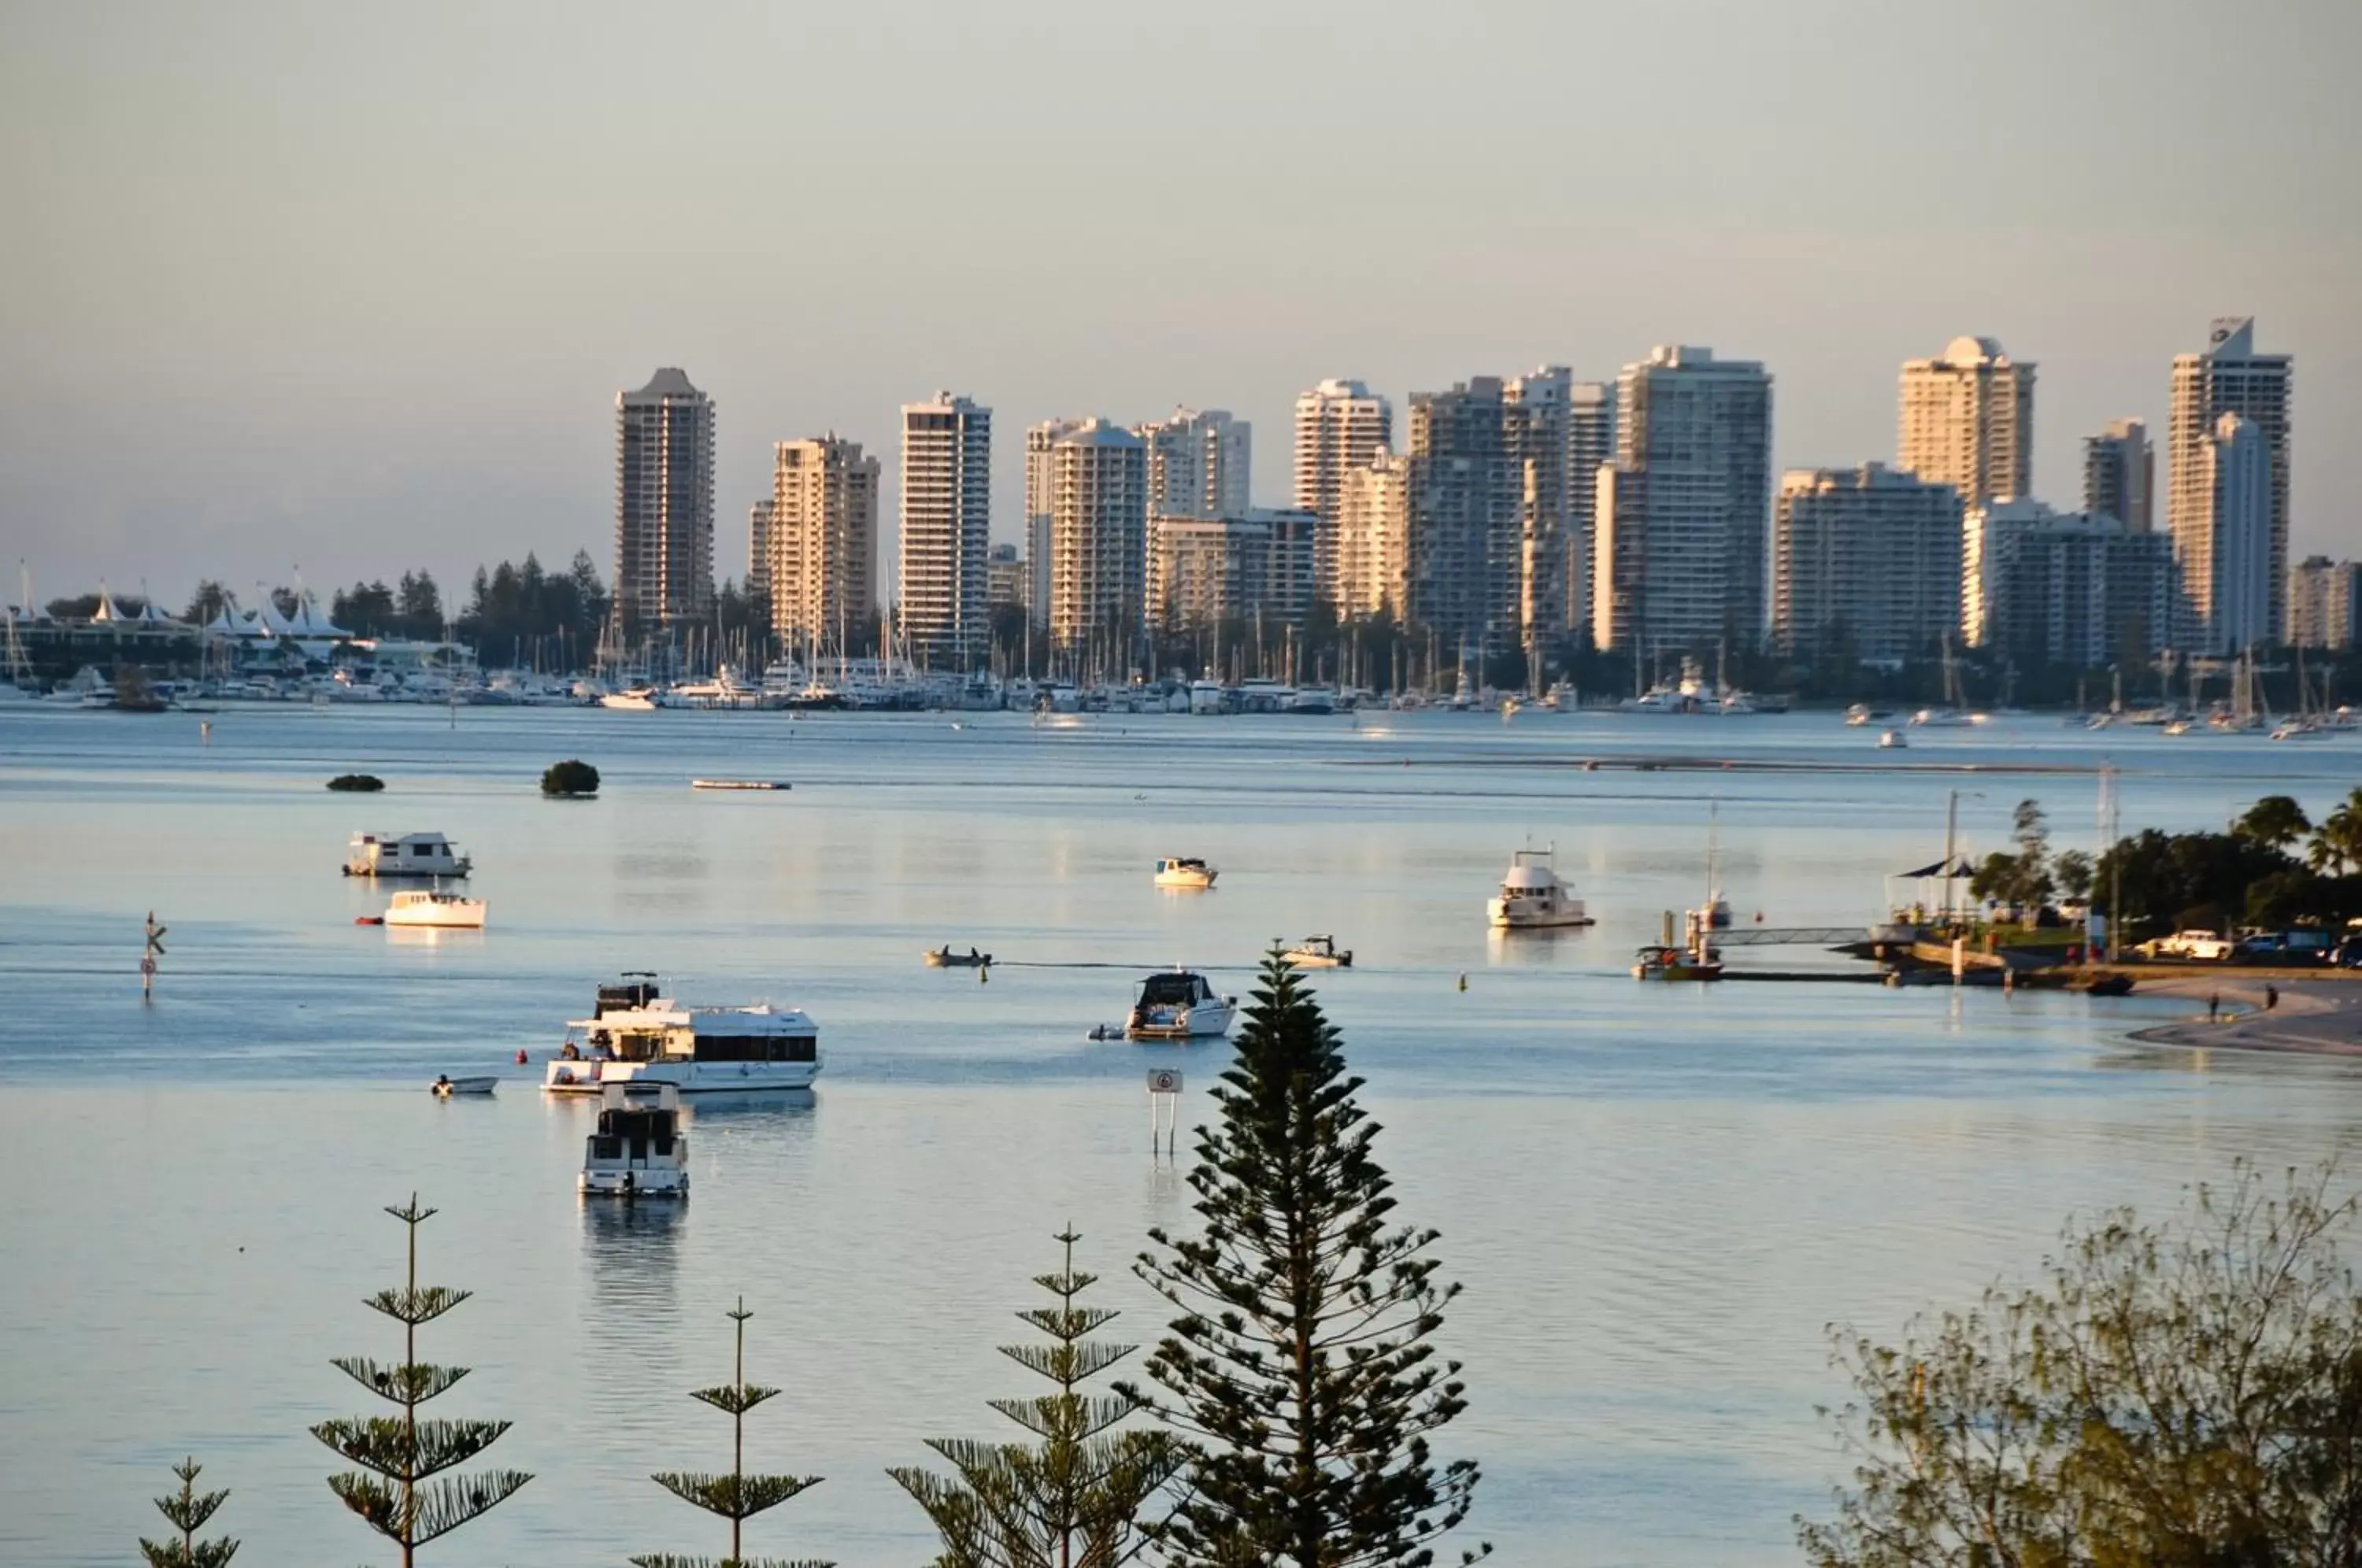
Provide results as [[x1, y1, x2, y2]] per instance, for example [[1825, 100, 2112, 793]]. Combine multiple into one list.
[[1146, 1068, 1181, 1095]]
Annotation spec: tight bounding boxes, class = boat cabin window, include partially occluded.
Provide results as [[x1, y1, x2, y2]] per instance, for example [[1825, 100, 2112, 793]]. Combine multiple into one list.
[[692, 1034, 817, 1063]]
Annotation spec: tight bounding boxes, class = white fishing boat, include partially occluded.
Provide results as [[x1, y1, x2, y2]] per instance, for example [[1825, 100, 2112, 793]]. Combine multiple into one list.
[[1280, 934, 1353, 968], [544, 974, 821, 1094], [431, 1074, 498, 1096], [1125, 969, 1238, 1040], [579, 1082, 690, 1198], [384, 889, 487, 928], [1153, 856, 1218, 890], [345, 830, 472, 878], [1486, 847, 1593, 929]]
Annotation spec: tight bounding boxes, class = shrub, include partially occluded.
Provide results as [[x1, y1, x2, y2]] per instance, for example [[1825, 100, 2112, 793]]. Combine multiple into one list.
[[324, 774, 384, 793], [541, 759, 600, 797]]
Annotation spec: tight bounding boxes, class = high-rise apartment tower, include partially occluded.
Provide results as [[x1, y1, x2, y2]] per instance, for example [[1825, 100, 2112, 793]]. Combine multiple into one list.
[[765, 435, 879, 652], [2082, 418, 2153, 532], [1293, 380, 1394, 604], [2168, 317, 2293, 645], [1047, 420, 1147, 656], [1590, 346, 1774, 656], [614, 368, 715, 636], [1897, 336, 2034, 509], [898, 392, 993, 664], [1138, 409, 1250, 523]]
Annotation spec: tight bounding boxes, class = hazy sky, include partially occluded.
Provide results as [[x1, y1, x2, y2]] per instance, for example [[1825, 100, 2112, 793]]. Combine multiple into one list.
[[3, 0, 2356, 609]]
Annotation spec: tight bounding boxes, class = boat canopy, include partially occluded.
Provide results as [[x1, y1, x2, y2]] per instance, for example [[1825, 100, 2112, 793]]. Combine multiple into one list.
[[1136, 971, 1210, 1007]]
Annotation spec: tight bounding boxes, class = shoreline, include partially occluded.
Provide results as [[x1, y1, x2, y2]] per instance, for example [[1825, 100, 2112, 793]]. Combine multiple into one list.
[[2125, 974, 2362, 1058]]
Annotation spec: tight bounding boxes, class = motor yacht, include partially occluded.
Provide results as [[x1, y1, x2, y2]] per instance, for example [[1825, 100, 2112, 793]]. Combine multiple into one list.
[[384, 889, 487, 929], [1153, 856, 1218, 890], [579, 1082, 689, 1198], [1125, 969, 1238, 1040], [599, 687, 661, 711], [546, 975, 821, 1094], [345, 830, 472, 878], [1281, 935, 1353, 968], [1486, 847, 1593, 929]]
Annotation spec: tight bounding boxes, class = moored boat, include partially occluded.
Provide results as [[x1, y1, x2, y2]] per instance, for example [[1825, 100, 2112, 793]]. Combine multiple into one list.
[[923, 945, 992, 967], [1632, 943, 1724, 982], [431, 1074, 498, 1096], [1153, 856, 1218, 890], [1124, 969, 1237, 1040], [384, 889, 487, 928], [579, 1082, 689, 1198], [1486, 847, 1593, 929], [1280, 935, 1353, 968], [346, 831, 472, 878], [545, 975, 820, 1094]]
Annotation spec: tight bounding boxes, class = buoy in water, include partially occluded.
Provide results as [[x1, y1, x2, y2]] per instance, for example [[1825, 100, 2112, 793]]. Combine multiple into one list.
[[1457, 972, 1468, 992], [515, 1048, 529, 1064]]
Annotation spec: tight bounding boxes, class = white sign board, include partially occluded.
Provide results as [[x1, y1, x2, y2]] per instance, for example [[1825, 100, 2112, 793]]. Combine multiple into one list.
[[1146, 1068, 1182, 1094]]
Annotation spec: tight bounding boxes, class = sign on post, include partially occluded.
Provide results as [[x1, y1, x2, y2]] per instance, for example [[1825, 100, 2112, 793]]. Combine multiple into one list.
[[143, 911, 168, 1000], [1146, 1068, 1182, 1153]]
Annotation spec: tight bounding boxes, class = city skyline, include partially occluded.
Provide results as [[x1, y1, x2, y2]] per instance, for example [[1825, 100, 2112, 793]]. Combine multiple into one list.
[[2, 2, 2352, 601]]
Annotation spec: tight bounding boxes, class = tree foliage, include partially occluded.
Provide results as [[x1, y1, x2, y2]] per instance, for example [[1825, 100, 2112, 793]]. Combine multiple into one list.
[[139, 1457, 238, 1568], [456, 552, 608, 667], [2094, 827, 2299, 940], [2308, 789, 2362, 877], [313, 1196, 529, 1568], [633, 1297, 831, 1568], [1127, 951, 1488, 1568], [890, 1228, 1188, 1568], [541, 759, 600, 797], [2238, 795, 2315, 852], [1799, 1159, 2362, 1566]]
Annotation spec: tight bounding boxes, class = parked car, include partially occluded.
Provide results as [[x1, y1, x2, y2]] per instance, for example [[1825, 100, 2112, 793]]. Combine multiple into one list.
[[2234, 930, 2331, 966], [2146, 929, 2235, 962]]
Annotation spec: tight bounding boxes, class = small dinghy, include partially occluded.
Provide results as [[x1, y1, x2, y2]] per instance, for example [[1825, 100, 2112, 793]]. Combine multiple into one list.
[[924, 945, 993, 967], [432, 1074, 498, 1096]]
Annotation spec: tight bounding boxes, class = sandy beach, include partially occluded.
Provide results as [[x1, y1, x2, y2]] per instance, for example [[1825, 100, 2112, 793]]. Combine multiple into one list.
[[2127, 974, 2362, 1056]]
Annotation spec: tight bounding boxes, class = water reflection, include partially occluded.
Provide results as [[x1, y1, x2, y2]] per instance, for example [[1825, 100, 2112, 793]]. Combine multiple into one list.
[[579, 1196, 687, 1420]]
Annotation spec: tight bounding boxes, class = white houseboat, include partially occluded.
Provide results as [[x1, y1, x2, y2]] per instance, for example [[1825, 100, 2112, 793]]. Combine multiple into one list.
[[384, 889, 488, 928], [545, 975, 821, 1094], [1486, 847, 1594, 929], [1125, 969, 1237, 1040], [579, 1082, 690, 1198], [1153, 856, 1219, 890], [345, 831, 472, 878]]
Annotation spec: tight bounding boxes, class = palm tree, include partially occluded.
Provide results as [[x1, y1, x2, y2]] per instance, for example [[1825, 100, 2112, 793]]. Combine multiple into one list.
[[2238, 794, 2312, 851], [2307, 789, 2362, 875]]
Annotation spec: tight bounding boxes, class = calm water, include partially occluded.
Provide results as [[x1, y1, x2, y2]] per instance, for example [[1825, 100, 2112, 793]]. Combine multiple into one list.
[[3, 704, 2358, 1566]]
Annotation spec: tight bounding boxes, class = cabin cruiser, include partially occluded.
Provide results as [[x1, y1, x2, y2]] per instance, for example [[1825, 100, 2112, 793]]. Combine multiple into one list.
[[599, 686, 661, 711], [546, 974, 821, 1094], [1486, 848, 1593, 929], [345, 831, 472, 878], [579, 1082, 689, 1198], [1281, 935, 1353, 968], [1126, 969, 1238, 1040], [1153, 856, 1219, 890], [383, 889, 487, 928]]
